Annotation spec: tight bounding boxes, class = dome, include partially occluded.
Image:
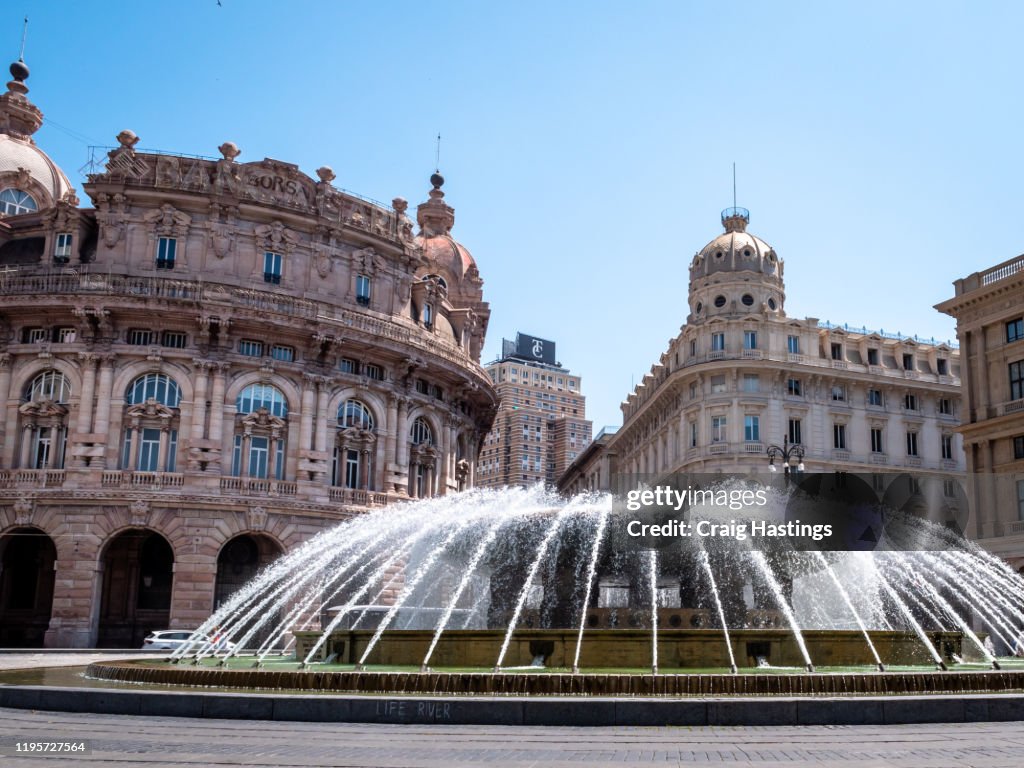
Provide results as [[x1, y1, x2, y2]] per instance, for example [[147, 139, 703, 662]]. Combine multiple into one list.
[[417, 232, 477, 279], [0, 133, 75, 210], [690, 208, 781, 281]]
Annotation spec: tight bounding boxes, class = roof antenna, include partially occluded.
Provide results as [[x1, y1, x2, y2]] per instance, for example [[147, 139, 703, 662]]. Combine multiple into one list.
[[732, 161, 737, 210], [435, 133, 441, 172], [18, 16, 28, 61]]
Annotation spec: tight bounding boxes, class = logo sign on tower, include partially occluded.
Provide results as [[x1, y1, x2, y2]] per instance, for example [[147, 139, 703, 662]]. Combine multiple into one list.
[[515, 333, 556, 365]]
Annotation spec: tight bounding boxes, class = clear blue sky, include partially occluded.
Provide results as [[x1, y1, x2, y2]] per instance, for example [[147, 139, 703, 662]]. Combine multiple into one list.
[[7, 1, 1023, 428]]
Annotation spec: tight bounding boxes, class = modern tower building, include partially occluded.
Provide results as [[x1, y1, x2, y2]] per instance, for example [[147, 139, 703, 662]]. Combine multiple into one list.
[[477, 333, 592, 488]]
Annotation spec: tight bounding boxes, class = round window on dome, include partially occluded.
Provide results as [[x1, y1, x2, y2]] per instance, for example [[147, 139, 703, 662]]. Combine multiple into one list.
[[743, 248, 752, 258], [695, 302, 703, 314], [714, 295, 726, 308], [715, 251, 724, 260], [742, 294, 754, 306], [768, 298, 777, 310], [0, 188, 38, 216]]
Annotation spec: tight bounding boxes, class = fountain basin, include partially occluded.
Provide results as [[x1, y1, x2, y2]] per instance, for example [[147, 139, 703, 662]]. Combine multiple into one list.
[[292, 628, 965, 669]]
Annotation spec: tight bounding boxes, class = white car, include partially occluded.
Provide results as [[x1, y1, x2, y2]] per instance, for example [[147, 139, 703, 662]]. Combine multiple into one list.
[[141, 630, 236, 652]]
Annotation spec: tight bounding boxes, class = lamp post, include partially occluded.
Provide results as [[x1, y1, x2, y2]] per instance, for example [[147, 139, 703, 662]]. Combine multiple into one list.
[[766, 436, 805, 486]]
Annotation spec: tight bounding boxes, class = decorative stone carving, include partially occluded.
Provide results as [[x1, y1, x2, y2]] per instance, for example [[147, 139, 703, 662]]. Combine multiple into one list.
[[96, 192, 128, 248], [144, 203, 191, 238], [13, 497, 34, 526], [254, 220, 298, 255], [247, 505, 268, 531], [208, 203, 237, 259], [129, 499, 151, 528], [105, 130, 149, 179]]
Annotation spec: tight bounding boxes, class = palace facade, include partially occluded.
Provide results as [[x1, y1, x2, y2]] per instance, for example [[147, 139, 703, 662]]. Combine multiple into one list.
[[560, 207, 965, 496], [936, 256, 1024, 571], [0, 58, 496, 647]]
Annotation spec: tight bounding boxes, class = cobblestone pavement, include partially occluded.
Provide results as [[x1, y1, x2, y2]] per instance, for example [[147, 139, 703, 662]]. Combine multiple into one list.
[[0, 652, 165, 671], [2, 707, 1024, 767]]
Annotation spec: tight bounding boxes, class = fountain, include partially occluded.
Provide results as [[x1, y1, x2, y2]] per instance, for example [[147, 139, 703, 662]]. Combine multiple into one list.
[[86, 477, 1024, 697]]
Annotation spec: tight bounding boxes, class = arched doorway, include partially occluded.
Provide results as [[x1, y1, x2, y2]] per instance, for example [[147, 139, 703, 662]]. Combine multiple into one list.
[[214, 534, 284, 648], [0, 527, 56, 647], [97, 530, 174, 648]]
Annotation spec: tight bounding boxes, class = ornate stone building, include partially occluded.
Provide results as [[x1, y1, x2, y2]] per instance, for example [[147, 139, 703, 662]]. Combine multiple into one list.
[[936, 256, 1024, 571], [561, 207, 965, 491], [0, 58, 496, 647]]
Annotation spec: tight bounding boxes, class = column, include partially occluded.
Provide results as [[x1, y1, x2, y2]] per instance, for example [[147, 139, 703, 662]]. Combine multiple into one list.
[[267, 433, 279, 481], [314, 378, 330, 455], [395, 398, 409, 492], [384, 396, 398, 471], [127, 420, 141, 470], [298, 374, 316, 452], [240, 432, 251, 478], [92, 355, 115, 467], [0, 354, 12, 468], [207, 363, 228, 446], [189, 361, 210, 442], [361, 447, 372, 490], [75, 353, 98, 435], [439, 418, 451, 494], [158, 427, 171, 472], [975, 329, 990, 420], [20, 424, 34, 467]]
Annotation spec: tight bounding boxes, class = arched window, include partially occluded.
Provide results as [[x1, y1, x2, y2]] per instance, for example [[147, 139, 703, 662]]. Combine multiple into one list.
[[232, 384, 288, 480], [121, 374, 182, 473], [0, 188, 38, 216], [19, 371, 71, 469], [411, 417, 434, 446], [333, 399, 376, 491], [408, 417, 437, 498]]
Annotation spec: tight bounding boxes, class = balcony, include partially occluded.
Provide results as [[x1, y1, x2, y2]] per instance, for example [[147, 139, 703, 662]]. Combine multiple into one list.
[[1006, 521, 1024, 535], [219, 477, 297, 496], [0, 470, 66, 488], [328, 487, 395, 507], [708, 442, 729, 454], [997, 399, 1024, 417], [741, 349, 763, 360], [832, 449, 851, 462], [830, 360, 848, 370], [101, 471, 184, 489], [906, 456, 923, 468], [871, 453, 889, 465], [743, 441, 764, 453]]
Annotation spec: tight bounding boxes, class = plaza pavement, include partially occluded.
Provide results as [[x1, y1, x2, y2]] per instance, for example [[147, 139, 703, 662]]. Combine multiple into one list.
[[2, 652, 1024, 766]]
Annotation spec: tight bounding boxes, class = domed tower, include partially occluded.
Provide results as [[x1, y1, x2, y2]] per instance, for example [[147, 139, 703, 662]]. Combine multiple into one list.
[[413, 172, 490, 362], [687, 207, 784, 323], [0, 56, 77, 216]]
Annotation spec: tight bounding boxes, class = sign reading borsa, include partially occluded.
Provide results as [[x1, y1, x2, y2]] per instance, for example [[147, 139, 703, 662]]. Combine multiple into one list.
[[515, 333, 556, 365]]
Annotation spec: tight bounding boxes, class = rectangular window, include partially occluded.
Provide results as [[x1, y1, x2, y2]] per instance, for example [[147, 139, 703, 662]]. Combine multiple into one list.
[[944, 479, 957, 498], [833, 423, 847, 450], [161, 331, 187, 348], [710, 375, 727, 394], [867, 348, 879, 365], [831, 342, 843, 360], [906, 431, 919, 456], [156, 237, 176, 269], [689, 339, 696, 357], [54, 232, 73, 262], [137, 428, 162, 472], [905, 394, 918, 411], [744, 415, 760, 442], [22, 327, 46, 343], [416, 378, 430, 394], [938, 398, 952, 415], [744, 331, 757, 350], [263, 251, 283, 284], [788, 418, 802, 445], [903, 353, 914, 370], [1015, 435, 1024, 460], [356, 274, 371, 306], [711, 416, 727, 443], [422, 303, 433, 328], [364, 364, 384, 381], [743, 374, 760, 393], [689, 382, 697, 399], [689, 421, 697, 448], [937, 358, 949, 375], [1007, 318, 1023, 343], [127, 329, 154, 346], [1011, 360, 1024, 400], [238, 339, 264, 357], [56, 327, 77, 343], [711, 333, 725, 352], [831, 385, 846, 402], [868, 388, 883, 406], [270, 344, 294, 362], [871, 428, 884, 453], [1019, 480, 1024, 522], [339, 358, 358, 374], [787, 335, 800, 354], [787, 378, 802, 396], [941, 435, 953, 460]]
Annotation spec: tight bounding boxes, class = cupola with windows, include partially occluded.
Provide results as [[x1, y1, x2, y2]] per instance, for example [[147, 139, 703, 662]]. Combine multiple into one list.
[[687, 207, 785, 322], [0, 56, 78, 217], [412, 171, 490, 361]]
